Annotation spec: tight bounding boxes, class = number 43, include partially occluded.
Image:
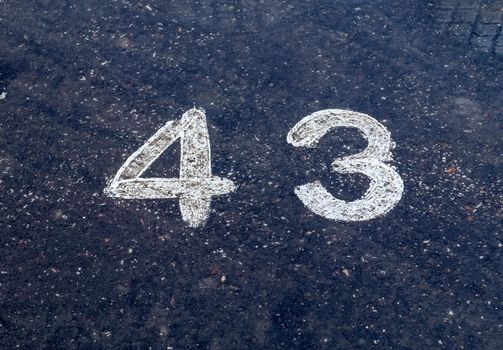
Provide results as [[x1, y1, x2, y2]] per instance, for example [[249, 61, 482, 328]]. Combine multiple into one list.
[[105, 108, 403, 227]]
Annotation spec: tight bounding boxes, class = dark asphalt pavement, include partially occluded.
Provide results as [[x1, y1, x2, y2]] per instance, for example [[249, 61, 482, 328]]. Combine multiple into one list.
[[0, 1, 502, 349]]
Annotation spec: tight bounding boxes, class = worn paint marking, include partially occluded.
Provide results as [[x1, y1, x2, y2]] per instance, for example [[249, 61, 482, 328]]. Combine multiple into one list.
[[287, 109, 404, 221], [105, 108, 236, 228]]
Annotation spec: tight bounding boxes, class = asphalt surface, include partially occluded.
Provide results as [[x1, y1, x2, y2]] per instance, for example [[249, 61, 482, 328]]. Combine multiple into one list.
[[0, 1, 502, 349]]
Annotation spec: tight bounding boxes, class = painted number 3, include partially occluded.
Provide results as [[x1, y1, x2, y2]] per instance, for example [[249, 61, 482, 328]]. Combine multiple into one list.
[[105, 108, 403, 227]]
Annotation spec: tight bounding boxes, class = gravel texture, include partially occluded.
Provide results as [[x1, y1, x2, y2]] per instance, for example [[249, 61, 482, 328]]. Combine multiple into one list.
[[0, 1, 502, 349]]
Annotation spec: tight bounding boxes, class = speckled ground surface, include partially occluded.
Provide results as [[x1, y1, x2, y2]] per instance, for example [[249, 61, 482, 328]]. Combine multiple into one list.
[[0, 1, 502, 349]]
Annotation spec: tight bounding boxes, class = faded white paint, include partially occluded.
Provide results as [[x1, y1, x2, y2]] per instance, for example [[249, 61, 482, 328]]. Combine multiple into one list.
[[287, 109, 403, 221], [105, 108, 236, 228]]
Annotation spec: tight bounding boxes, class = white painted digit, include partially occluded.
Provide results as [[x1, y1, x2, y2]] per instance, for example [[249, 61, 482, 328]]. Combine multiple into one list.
[[287, 109, 403, 221], [105, 108, 236, 228]]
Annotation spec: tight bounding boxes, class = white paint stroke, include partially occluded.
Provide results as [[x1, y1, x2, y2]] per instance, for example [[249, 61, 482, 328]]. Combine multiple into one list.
[[105, 108, 236, 228], [287, 109, 404, 222]]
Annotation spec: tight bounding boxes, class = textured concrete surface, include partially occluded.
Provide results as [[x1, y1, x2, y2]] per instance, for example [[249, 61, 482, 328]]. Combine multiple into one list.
[[0, 1, 502, 349]]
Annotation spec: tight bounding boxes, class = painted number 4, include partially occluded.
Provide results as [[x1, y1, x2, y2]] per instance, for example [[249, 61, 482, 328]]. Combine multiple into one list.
[[105, 109, 236, 227], [105, 108, 403, 227]]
